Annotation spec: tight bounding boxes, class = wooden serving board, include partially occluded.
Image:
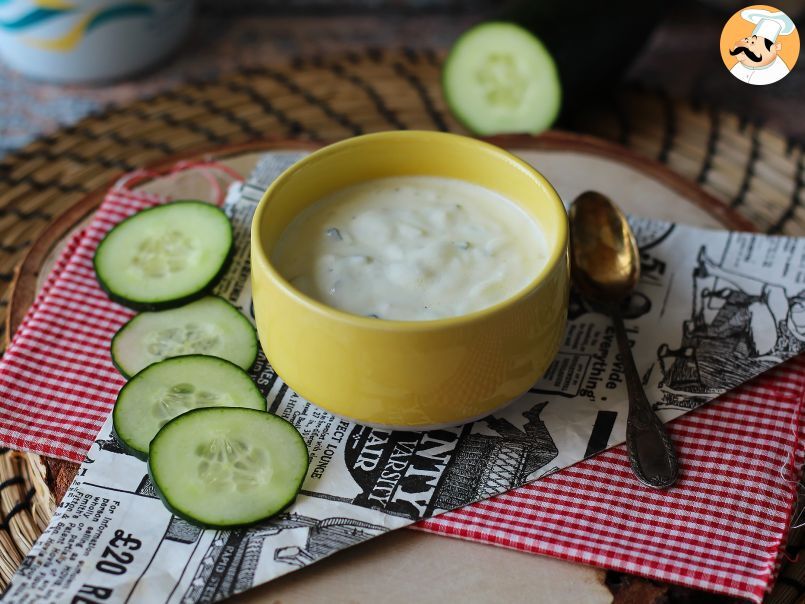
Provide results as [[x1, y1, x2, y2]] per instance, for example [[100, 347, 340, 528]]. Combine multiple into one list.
[[6, 132, 754, 604]]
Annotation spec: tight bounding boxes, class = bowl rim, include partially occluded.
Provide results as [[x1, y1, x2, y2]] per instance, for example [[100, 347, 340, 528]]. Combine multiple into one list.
[[251, 130, 568, 332]]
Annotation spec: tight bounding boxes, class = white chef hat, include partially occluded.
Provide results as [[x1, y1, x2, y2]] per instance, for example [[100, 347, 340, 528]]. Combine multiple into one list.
[[741, 8, 796, 42]]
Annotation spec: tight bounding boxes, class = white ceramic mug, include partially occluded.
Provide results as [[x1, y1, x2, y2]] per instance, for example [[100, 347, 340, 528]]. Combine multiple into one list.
[[0, 0, 195, 83]]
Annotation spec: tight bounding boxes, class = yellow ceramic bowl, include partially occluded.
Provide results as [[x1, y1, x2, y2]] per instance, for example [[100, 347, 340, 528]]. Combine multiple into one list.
[[251, 131, 568, 429]]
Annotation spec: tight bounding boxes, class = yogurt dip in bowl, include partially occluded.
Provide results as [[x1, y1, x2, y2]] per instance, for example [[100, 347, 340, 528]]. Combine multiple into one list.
[[273, 175, 548, 321], [251, 131, 568, 429]]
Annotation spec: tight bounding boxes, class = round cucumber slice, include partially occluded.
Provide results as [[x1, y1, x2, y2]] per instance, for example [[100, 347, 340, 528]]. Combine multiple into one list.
[[111, 296, 257, 378], [148, 407, 309, 528], [113, 355, 266, 459], [443, 22, 561, 136], [94, 200, 233, 310]]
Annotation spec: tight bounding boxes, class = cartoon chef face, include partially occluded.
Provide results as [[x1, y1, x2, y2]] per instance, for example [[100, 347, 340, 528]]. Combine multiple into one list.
[[730, 34, 781, 67]]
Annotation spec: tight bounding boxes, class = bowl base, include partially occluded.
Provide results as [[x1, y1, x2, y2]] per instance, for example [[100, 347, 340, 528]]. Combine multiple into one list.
[[313, 392, 526, 432]]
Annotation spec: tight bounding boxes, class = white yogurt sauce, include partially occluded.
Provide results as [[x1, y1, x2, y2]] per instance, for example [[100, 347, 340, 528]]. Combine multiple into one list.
[[273, 176, 547, 321]]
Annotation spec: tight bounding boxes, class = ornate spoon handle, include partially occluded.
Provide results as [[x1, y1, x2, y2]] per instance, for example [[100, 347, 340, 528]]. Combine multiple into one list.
[[612, 313, 679, 489]]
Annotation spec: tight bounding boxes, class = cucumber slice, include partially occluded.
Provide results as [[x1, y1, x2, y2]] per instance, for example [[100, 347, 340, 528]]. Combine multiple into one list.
[[113, 355, 266, 459], [111, 296, 257, 378], [148, 408, 309, 528], [443, 22, 561, 136], [94, 200, 233, 310]]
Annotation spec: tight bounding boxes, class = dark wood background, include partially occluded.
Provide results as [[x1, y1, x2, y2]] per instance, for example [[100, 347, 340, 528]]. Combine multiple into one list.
[[1, 1, 803, 156]]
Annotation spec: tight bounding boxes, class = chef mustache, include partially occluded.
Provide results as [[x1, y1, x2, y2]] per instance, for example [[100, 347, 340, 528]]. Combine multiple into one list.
[[730, 45, 763, 62]]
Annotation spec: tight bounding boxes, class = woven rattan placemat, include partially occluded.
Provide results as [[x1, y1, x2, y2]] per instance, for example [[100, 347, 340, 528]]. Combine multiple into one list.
[[0, 48, 803, 602]]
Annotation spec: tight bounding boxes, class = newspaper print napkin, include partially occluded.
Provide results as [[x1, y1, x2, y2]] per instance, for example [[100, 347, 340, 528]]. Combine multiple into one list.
[[1, 153, 804, 603]]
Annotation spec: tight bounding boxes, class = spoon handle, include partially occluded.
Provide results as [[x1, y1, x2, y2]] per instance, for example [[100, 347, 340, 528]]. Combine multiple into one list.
[[612, 313, 679, 489]]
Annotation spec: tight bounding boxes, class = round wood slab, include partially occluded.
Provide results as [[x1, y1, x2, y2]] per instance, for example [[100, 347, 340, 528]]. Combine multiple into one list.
[[6, 132, 753, 604]]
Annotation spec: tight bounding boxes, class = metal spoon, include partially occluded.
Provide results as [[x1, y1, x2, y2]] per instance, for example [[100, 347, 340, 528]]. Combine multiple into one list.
[[569, 191, 679, 489]]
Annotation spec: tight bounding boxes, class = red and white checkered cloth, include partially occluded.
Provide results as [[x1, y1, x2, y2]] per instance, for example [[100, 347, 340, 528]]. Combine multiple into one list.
[[419, 366, 805, 601], [1, 183, 803, 603], [0, 187, 150, 459]]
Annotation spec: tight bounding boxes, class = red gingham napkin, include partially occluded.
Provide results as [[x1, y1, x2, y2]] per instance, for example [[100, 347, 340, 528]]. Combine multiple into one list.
[[0, 183, 803, 603], [418, 360, 805, 602], [0, 185, 158, 459]]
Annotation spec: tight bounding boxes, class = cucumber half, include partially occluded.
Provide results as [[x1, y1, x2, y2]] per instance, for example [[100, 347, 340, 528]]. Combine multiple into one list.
[[113, 355, 266, 459], [443, 22, 561, 136], [94, 200, 233, 311], [148, 407, 309, 528], [111, 296, 257, 378]]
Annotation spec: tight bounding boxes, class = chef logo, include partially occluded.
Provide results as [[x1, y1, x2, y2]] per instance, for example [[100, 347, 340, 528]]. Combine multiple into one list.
[[720, 5, 799, 85]]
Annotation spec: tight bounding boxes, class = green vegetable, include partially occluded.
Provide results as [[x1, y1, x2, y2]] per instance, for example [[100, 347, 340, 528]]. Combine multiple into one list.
[[113, 355, 266, 460], [148, 407, 309, 528], [111, 295, 258, 378], [94, 200, 233, 311], [442, 22, 561, 136]]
